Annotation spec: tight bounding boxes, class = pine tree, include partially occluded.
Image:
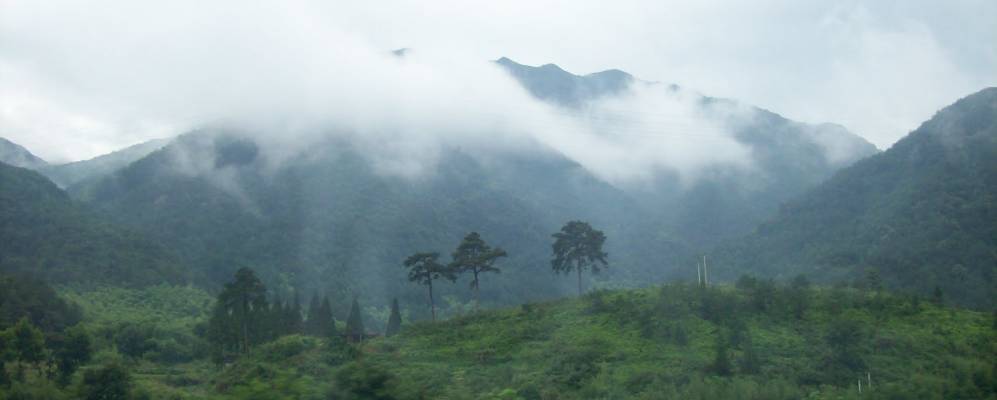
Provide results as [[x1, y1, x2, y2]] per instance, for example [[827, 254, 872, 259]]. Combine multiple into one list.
[[551, 221, 608, 296], [319, 296, 337, 337], [385, 298, 402, 337], [403, 252, 457, 321], [708, 337, 732, 376], [208, 268, 268, 355], [285, 292, 303, 335], [450, 232, 507, 309], [305, 294, 322, 336], [345, 297, 365, 342]]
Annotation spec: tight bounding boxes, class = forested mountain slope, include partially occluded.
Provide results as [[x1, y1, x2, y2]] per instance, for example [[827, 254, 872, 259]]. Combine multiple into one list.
[[0, 161, 189, 286], [496, 58, 879, 246], [0, 137, 48, 170], [40, 138, 170, 188], [719, 87, 997, 308]]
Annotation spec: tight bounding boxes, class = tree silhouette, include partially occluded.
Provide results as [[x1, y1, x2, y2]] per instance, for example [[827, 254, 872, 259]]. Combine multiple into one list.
[[404, 252, 456, 321], [450, 232, 507, 309], [345, 297, 365, 342], [551, 221, 608, 296], [208, 267, 268, 355], [386, 298, 402, 337]]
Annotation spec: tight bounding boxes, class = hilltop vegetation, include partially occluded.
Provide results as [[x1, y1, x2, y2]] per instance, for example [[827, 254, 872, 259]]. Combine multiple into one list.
[[720, 87, 997, 308], [4, 278, 990, 399], [0, 162, 190, 287]]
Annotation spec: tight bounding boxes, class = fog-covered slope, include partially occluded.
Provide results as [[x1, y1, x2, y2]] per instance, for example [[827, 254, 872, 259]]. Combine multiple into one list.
[[719, 87, 997, 308], [40, 138, 170, 188], [0, 137, 48, 170]]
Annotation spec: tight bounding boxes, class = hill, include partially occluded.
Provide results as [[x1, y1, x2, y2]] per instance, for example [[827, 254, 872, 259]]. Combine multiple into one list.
[[80, 283, 996, 399], [0, 161, 190, 287], [0, 137, 48, 169], [719, 87, 997, 308], [40, 138, 170, 188]]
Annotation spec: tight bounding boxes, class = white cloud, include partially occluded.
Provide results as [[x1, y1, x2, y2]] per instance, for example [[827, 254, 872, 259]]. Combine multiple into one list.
[[1, 0, 994, 164]]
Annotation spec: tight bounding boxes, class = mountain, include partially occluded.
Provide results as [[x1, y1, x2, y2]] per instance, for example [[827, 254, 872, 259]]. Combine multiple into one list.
[[495, 57, 634, 106], [0, 137, 48, 169], [496, 58, 879, 246], [40, 138, 170, 188], [719, 87, 997, 308], [72, 131, 683, 314], [69, 60, 881, 311], [0, 161, 190, 286]]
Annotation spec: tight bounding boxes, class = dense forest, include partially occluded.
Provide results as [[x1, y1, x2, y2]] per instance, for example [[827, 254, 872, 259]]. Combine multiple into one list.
[[720, 87, 997, 308]]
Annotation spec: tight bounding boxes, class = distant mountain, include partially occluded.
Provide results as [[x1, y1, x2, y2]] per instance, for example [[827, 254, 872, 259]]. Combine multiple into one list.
[[496, 58, 879, 246], [73, 132, 685, 314], [719, 87, 997, 308], [495, 57, 634, 106], [40, 138, 170, 188], [0, 137, 48, 169], [0, 161, 189, 287], [68, 59, 884, 311]]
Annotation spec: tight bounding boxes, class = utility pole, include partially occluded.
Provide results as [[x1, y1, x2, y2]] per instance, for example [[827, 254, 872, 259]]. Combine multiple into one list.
[[858, 379, 862, 394], [703, 255, 708, 287], [697, 262, 702, 286], [867, 371, 872, 390]]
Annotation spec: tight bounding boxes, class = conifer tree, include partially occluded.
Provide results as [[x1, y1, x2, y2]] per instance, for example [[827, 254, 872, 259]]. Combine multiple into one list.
[[451, 232, 507, 309], [551, 221, 608, 296], [385, 298, 402, 337], [403, 252, 456, 321], [305, 294, 322, 336], [345, 297, 365, 342], [319, 296, 337, 337], [285, 292, 303, 335], [208, 268, 268, 355]]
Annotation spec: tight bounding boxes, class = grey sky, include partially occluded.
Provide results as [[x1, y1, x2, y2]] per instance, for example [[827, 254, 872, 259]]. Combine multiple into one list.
[[1, 0, 994, 162]]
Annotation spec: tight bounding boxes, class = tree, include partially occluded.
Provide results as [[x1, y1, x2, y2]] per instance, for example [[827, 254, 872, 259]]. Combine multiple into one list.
[[345, 297, 365, 342], [11, 317, 44, 380], [708, 336, 732, 376], [53, 326, 93, 385], [551, 221, 608, 296], [78, 362, 132, 400], [208, 267, 268, 355], [306, 294, 322, 336], [403, 252, 456, 321], [319, 297, 337, 337], [285, 292, 304, 336], [385, 298, 402, 337], [450, 232, 507, 309]]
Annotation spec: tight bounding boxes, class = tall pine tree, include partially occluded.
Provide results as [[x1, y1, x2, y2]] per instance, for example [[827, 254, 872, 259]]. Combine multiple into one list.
[[345, 297, 365, 342], [450, 232, 507, 309], [403, 252, 456, 321], [385, 298, 402, 337]]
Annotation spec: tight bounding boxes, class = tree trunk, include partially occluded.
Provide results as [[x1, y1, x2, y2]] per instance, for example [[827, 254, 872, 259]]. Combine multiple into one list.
[[473, 270, 480, 311], [429, 280, 436, 321], [577, 267, 583, 296]]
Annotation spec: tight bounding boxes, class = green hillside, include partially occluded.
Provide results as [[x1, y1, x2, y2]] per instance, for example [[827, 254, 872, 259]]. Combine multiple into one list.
[[719, 87, 997, 308], [0, 161, 190, 287], [39, 282, 995, 400]]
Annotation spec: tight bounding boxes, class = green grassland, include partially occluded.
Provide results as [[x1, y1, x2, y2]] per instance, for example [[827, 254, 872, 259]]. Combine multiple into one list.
[[33, 281, 992, 400]]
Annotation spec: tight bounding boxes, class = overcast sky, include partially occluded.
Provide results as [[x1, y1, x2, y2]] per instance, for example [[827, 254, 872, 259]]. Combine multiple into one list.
[[1, 0, 995, 162]]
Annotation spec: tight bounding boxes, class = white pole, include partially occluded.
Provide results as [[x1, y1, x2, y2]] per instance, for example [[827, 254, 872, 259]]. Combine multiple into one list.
[[703, 255, 708, 286], [858, 379, 862, 394], [867, 372, 872, 389], [697, 262, 702, 285]]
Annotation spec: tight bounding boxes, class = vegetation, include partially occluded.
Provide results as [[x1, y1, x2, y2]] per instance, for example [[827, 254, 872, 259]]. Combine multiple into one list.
[[551, 221, 608, 295], [722, 87, 997, 308]]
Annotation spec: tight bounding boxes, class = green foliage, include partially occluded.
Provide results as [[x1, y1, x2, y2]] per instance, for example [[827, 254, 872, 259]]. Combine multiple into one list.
[[450, 232, 508, 306], [0, 274, 81, 333], [721, 88, 997, 308], [329, 362, 398, 400], [77, 362, 132, 400], [0, 162, 188, 287], [551, 221, 608, 295], [403, 252, 455, 321]]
